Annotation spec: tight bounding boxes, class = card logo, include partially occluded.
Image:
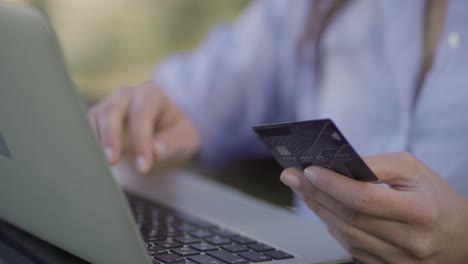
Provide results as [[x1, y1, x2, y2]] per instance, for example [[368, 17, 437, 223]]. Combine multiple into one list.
[[276, 145, 291, 156], [0, 129, 12, 159], [331, 132, 342, 142]]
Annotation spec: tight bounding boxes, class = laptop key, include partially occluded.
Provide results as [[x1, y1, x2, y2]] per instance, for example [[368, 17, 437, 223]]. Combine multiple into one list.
[[172, 247, 200, 257], [207, 250, 249, 264], [154, 253, 185, 263], [264, 250, 294, 260], [156, 240, 183, 249], [238, 251, 272, 262], [213, 229, 239, 238], [147, 235, 169, 242], [247, 243, 274, 252], [190, 243, 218, 252], [204, 237, 231, 246], [189, 230, 214, 239], [174, 236, 201, 244], [153, 259, 196, 264], [221, 245, 249, 253], [230, 237, 255, 245], [145, 242, 156, 248], [188, 254, 225, 264], [148, 245, 167, 255]]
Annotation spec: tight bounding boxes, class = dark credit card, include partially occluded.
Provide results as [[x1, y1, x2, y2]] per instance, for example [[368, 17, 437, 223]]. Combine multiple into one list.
[[253, 119, 378, 182]]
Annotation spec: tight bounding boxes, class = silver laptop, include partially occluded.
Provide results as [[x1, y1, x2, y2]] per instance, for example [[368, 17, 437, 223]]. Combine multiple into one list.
[[0, 3, 350, 264]]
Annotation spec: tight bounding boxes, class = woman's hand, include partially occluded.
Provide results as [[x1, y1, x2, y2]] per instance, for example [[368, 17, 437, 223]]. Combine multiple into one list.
[[281, 152, 468, 263], [89, 81, 200, 173]]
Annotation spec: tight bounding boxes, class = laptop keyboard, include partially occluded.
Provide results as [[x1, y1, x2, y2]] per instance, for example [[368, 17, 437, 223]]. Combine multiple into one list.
[[126, 193, 294, 264]]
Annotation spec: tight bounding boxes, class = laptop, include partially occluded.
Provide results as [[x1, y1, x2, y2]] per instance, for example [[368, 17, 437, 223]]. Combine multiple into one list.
[[0, 3, 351, 264]]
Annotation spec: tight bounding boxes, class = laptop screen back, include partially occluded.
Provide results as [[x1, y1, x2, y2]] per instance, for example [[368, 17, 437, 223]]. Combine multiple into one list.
[[0, 3, 149, 263]]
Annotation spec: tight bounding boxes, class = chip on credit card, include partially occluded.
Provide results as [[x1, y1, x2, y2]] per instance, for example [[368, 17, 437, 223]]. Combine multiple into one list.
[[253, 119, 378, 182]]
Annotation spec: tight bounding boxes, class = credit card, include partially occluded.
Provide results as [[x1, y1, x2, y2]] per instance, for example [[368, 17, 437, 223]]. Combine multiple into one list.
[[253, 119, 378, 182]]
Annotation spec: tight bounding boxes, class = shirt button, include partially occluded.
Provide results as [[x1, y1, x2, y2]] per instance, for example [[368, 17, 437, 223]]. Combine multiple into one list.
[[448, 32, 462, 48]]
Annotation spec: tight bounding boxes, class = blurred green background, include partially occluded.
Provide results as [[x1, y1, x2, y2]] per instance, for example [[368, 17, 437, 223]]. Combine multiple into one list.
[[5, 0, 250, 99]]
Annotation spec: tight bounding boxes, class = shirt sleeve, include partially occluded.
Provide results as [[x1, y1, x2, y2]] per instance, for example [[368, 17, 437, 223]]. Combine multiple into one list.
[[153, 0, 297, 164]]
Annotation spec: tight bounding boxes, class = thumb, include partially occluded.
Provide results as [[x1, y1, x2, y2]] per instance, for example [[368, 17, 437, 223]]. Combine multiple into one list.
[[363, 152, 422, 188], [153, 119, 200, 162]]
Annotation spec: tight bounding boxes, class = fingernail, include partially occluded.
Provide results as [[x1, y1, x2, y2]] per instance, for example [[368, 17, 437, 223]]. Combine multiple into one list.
[[154, 141, 167, 157], [304, 167, 318, 184], [136, 156, 149, 173], [104, 147, 114, 162], [281, 172, 301, 189]]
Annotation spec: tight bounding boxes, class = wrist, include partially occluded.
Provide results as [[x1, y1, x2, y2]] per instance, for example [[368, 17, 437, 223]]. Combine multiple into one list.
[[462, 199, 468, 261]]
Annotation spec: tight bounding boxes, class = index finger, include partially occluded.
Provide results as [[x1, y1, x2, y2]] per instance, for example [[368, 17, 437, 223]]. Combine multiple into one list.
[[127, 82, 163, 173], [303, 166, 418, 222], [93, 87, 133, 164], [363, 152, 431, 187]]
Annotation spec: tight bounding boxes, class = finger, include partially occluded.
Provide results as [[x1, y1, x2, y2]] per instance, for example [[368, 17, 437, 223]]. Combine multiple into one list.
[[94, 87, 133, 164], [310, 188, 415, 249], [304, 166, 418, 221], [152, 119, 200, 163], [307, 199, 406, 264], [280, 168, 305, 189], [88, 108, 109, 159], [329, 230, 384, 264], [128, 82, 164, 173], [364, 152, 432, 188]]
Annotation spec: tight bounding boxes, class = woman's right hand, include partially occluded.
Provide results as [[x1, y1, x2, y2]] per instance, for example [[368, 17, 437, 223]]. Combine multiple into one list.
[[88, 80, 200, 173]]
